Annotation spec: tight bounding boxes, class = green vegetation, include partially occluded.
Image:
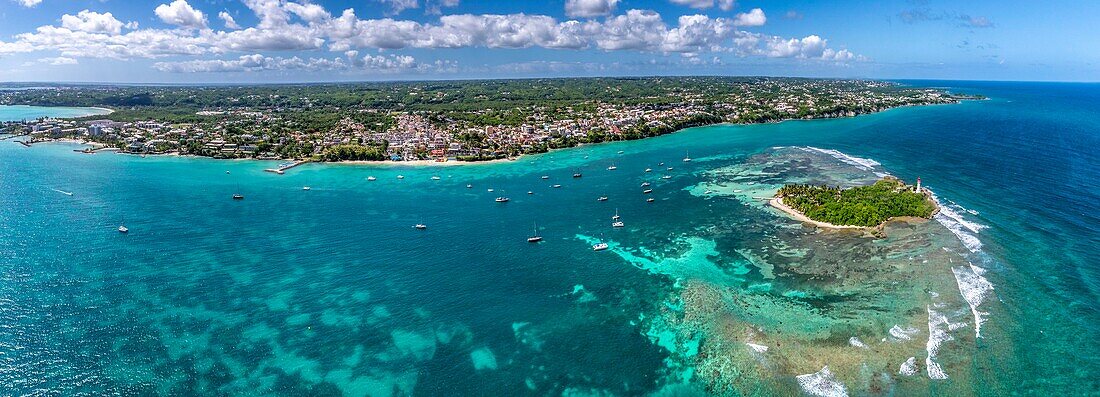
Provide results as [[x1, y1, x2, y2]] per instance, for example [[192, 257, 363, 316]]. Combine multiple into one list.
[[777, 178, 937, 227], [318, 143, 388, 161]]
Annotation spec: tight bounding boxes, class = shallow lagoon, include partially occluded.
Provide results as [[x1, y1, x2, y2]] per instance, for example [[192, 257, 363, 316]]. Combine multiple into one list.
[[0, 105, 112, 122]]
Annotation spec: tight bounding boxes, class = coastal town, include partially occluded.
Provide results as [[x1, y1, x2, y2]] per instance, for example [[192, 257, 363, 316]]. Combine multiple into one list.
[[0, 78, 968, 162]]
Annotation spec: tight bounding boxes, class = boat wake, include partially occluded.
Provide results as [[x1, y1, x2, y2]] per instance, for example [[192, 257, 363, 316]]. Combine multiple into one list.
[[50, 188, 73, 196]]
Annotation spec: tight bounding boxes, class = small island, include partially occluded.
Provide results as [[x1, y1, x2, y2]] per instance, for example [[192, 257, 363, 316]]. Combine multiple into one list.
[[770, 177, 938, 232]]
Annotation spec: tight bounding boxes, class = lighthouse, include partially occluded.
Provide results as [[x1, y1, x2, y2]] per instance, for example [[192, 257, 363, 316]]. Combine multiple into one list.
[[916, 177, 922, 192]]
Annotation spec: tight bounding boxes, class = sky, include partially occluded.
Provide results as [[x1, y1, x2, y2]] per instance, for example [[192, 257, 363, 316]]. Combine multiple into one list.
[[0, 0, 1095, 83]]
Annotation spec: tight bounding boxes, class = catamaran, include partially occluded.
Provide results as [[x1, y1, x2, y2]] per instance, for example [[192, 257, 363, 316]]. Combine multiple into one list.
[[527, 223, 543, 243]]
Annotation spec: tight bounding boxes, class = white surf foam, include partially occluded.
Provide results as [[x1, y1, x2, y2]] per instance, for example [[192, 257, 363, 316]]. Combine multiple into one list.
[[930, 191, 987, 253], [898, 357, 918, 376], [951, 264, 994, 338], [888, 325, 919, 341], [746, 342, 769, 353], [925, 304, 959, 380], [799, 147, 886, 176], [796, 366, 849, 397]]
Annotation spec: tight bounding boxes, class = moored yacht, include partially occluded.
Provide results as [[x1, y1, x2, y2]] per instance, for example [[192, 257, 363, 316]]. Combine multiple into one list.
[[367, 176, 377, 181], [302, 186, 311, 190], [642, 189, 653, 194], [495, 196, 510, 203], [597, 196, 608, 201], [527, 223, 543, 243], [683, 151, 692, 162], [414, 224, 427, 230], [592, 243, 609, 251], [118, 225, 128, 233]]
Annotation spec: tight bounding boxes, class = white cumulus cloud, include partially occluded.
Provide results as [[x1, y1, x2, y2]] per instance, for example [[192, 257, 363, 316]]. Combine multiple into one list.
[[155, 0, 208, 29], [60, 10, 130, 35], [732, 8, 765, 27], [219, 11, 241, 29], [565, 0, 620, 18]]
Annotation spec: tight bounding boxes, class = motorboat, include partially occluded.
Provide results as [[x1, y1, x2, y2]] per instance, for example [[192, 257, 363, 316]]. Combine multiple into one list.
[[646, 198, 655, 203], [118, 225, 128, 233], [431, 176, 441, 180], [541, 175, 550, 180], [643, 189, 653, 194], [414, 224, 427, 230], [592, 243, 609, 251], [597, 196, 608, 201], [612, 221, 624, 228], [641, 182, 651, 187], [302, 186, 311, 191], [367, 176, 377, 181], [552, 184, 561, 188], [645, 168, 652, 173], [495, 197, 510, 203]]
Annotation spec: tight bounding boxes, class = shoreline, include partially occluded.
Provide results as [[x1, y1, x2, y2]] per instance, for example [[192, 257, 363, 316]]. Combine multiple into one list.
[[768, 197, 871, 231], [768, 196, 933, 234], [22, 99, 967, 168]]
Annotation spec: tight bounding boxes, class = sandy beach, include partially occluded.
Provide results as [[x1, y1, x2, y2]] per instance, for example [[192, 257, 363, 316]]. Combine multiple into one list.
[[768, 197, 871, 230]]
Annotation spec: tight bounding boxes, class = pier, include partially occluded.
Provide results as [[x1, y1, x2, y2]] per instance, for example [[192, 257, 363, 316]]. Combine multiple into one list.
[[264, 160, 309, 174]]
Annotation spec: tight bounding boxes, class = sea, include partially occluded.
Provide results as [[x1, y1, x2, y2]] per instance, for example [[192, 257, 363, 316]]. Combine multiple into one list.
[[0, 81, 1096, 396], [0, 105, 113, 122]]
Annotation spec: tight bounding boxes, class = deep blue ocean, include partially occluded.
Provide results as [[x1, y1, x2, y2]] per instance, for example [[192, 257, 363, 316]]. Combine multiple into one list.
[[1, 81, 1096, 396]]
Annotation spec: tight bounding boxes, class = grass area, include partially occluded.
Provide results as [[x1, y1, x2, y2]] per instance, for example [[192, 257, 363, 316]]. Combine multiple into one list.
[[777, 178, 937, 227]]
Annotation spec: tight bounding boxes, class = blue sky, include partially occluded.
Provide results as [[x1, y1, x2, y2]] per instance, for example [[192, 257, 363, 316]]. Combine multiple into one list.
[[0, 0, 1095, 83]]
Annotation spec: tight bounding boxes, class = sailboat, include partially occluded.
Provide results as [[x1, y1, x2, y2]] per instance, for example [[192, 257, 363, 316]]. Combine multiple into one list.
[[232, 183, 244, 200], [118, 216, 128, 233], [612, 208, 621, 220], [414, 223, 427, 230], [572, 169, 582, 178], [683, 150, 692, 162], [607, 163, 617, 171], [527, 222, 543, 243]]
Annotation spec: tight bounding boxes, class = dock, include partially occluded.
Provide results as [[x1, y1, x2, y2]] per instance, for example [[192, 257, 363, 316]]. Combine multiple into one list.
[[265, 160, 309, 174]]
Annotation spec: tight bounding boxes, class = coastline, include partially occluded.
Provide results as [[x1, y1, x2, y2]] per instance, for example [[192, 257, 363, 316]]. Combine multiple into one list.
[[768, 196, 934, 234], [23, 98, 969, 168], [768, 197, 871, 231]]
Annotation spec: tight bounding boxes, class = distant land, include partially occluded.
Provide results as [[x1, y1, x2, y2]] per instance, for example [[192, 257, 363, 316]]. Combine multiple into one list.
[[0, 77, 978, 164]]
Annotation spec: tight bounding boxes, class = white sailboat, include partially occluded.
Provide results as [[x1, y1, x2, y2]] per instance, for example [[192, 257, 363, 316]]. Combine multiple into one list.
[[527, 222, 543, 243], [683, 150, 692, 162]]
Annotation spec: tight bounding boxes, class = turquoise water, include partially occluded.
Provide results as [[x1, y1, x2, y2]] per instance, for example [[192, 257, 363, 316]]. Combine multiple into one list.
[[1, 81, 1097, 395], [0, 105, 112, 122]]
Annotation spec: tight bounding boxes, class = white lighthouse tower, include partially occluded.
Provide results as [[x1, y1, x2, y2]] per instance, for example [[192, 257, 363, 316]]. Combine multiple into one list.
[[916, 177, 922, 192]]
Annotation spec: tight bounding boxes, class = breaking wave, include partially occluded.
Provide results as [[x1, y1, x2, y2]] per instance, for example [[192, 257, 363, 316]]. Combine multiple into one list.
[[798, 146, 887, 177], [796, 366, 849, 397]]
